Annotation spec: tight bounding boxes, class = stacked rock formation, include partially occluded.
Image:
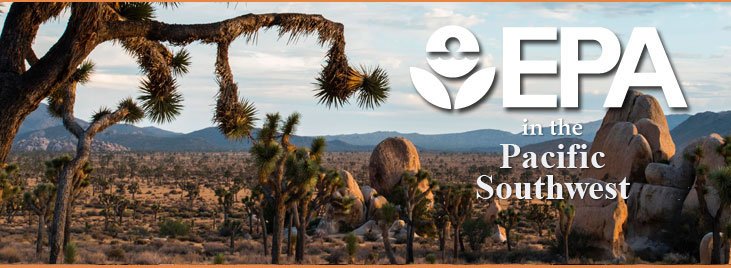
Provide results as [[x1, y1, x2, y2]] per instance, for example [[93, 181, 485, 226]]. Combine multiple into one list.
[[576, 91, 677, 259], [577, 90, 731, 261]]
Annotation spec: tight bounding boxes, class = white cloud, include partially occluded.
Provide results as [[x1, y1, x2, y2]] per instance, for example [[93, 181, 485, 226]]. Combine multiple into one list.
[[423, 8, 483, 29]]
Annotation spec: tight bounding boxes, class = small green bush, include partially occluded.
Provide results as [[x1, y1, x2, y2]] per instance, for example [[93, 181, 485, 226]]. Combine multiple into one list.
[[344, 232, 358, 264], [425, 252, 437, 264], [64, 243, 78, 264], [106, 247, 125, 261], [159, 218, 191, 238], [213, 253, 225, 264]]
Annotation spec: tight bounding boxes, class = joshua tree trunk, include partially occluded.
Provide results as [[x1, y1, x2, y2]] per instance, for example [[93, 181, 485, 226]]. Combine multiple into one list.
[[712, 210, 723, 264], [294, 205, 308, 263], [286, 211, 293, 257], [48, 137, 92, 263], [271, 199, 285, 264], [381, 224, 398, 264], [506, 229, 512, 251], [229, 232, 236, 254], [406, 221, 415, 264], [440, 225, 447, 261], [562, 230, 569, 262], [36, 214, 45, 254], [452, 225, 460, 260], [260, 214, 269, 256], [62, 202, 73, 251], [695, 177, 722, 264]]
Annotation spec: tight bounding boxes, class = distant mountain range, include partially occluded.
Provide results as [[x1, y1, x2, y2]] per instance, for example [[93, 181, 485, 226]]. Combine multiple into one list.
[[12, 103, 726, 153]]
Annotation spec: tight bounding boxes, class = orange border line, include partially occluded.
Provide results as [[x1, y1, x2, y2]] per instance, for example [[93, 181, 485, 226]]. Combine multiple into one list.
[[8, 0, 731, 2]]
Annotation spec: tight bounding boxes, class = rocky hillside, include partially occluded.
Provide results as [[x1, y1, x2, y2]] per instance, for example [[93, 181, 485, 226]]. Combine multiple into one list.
[[671, 111, 731, 149]]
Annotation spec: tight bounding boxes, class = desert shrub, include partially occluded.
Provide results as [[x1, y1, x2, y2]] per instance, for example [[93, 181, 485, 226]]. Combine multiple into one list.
[[213, 253, 225, 264], [662, 252, 694, 264], [0, 247, 21, 263], [203, 242, 229, 256], [363, 230, 379, 242], [81, 251, 108, 264], [325, 250, 345, 264], [106, 247, 125, 262], [64, 243, 78, 264], [130, 251, 163, 265], [425, 253, 437, 264], [365, 251, 380, 265], [344, 232, 358, 264], [462, 217, 492, 251], [159, 218, 191, 238]]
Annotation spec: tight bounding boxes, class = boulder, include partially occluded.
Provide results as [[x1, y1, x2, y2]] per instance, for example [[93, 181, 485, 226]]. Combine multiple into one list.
[[645, 154, 694, 190], [352, 220, 379, 236], [367, 195, 389, 221], [361, 186, 377, 205], [624, 183, 689, 257], [627, 183, 688, 225], [586, 90, 676, 183], [699, 232, 731, 264], [482, 199, 506, 243], [636, 118, 675, 162], [368, 137, 421, 196], [330, 179, 367, 229], [569, 186, 628, 259], [389, 219, 406, 234], [341, 170, 364, 203], [315, 218, 339, 237], [585, 122, 653, 183]]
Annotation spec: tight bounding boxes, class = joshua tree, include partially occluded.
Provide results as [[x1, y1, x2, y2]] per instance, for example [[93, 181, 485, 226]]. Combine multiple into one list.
[[0, 164, 19, 205], [0, 3, 389, 168], [375, 202, 399, 264], [436, 184, 473, 260], [114, 197, 130, 224], [249, 186, 269, 256], [241, 195, 257, 235], [1, 164, 23, 223], [525, 200, 553, 237], [44, 156, 92, 250], [2, 6, 389, 263], [249, 112, 319, 263], [221, 219, 244, 254], [286, 139, 323, 261], [294, 169, 342, 262], [433, 199, 450, 261], [44, 60, 151, 264], [98, 192, 122, 230], [495, 208, 519, 251], [398, 170, 437, 264], [687, 146, 724, 263], [710, 166, 731, 263], [151, 202, 161, 223], [178, 180, 200, 207], [127, 181, 140, 201], [24, 183, 56, 254], [554, 200, 575, 263], [214, 184, 239, 222]]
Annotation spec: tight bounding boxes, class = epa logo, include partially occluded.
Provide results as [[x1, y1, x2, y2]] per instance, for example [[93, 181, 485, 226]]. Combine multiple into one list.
[[411, 26, 688, 110], [410, 26, 496, 110]]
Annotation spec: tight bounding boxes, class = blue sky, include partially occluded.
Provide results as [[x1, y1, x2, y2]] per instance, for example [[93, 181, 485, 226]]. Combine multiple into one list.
[[7, 3, 731, 135]]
